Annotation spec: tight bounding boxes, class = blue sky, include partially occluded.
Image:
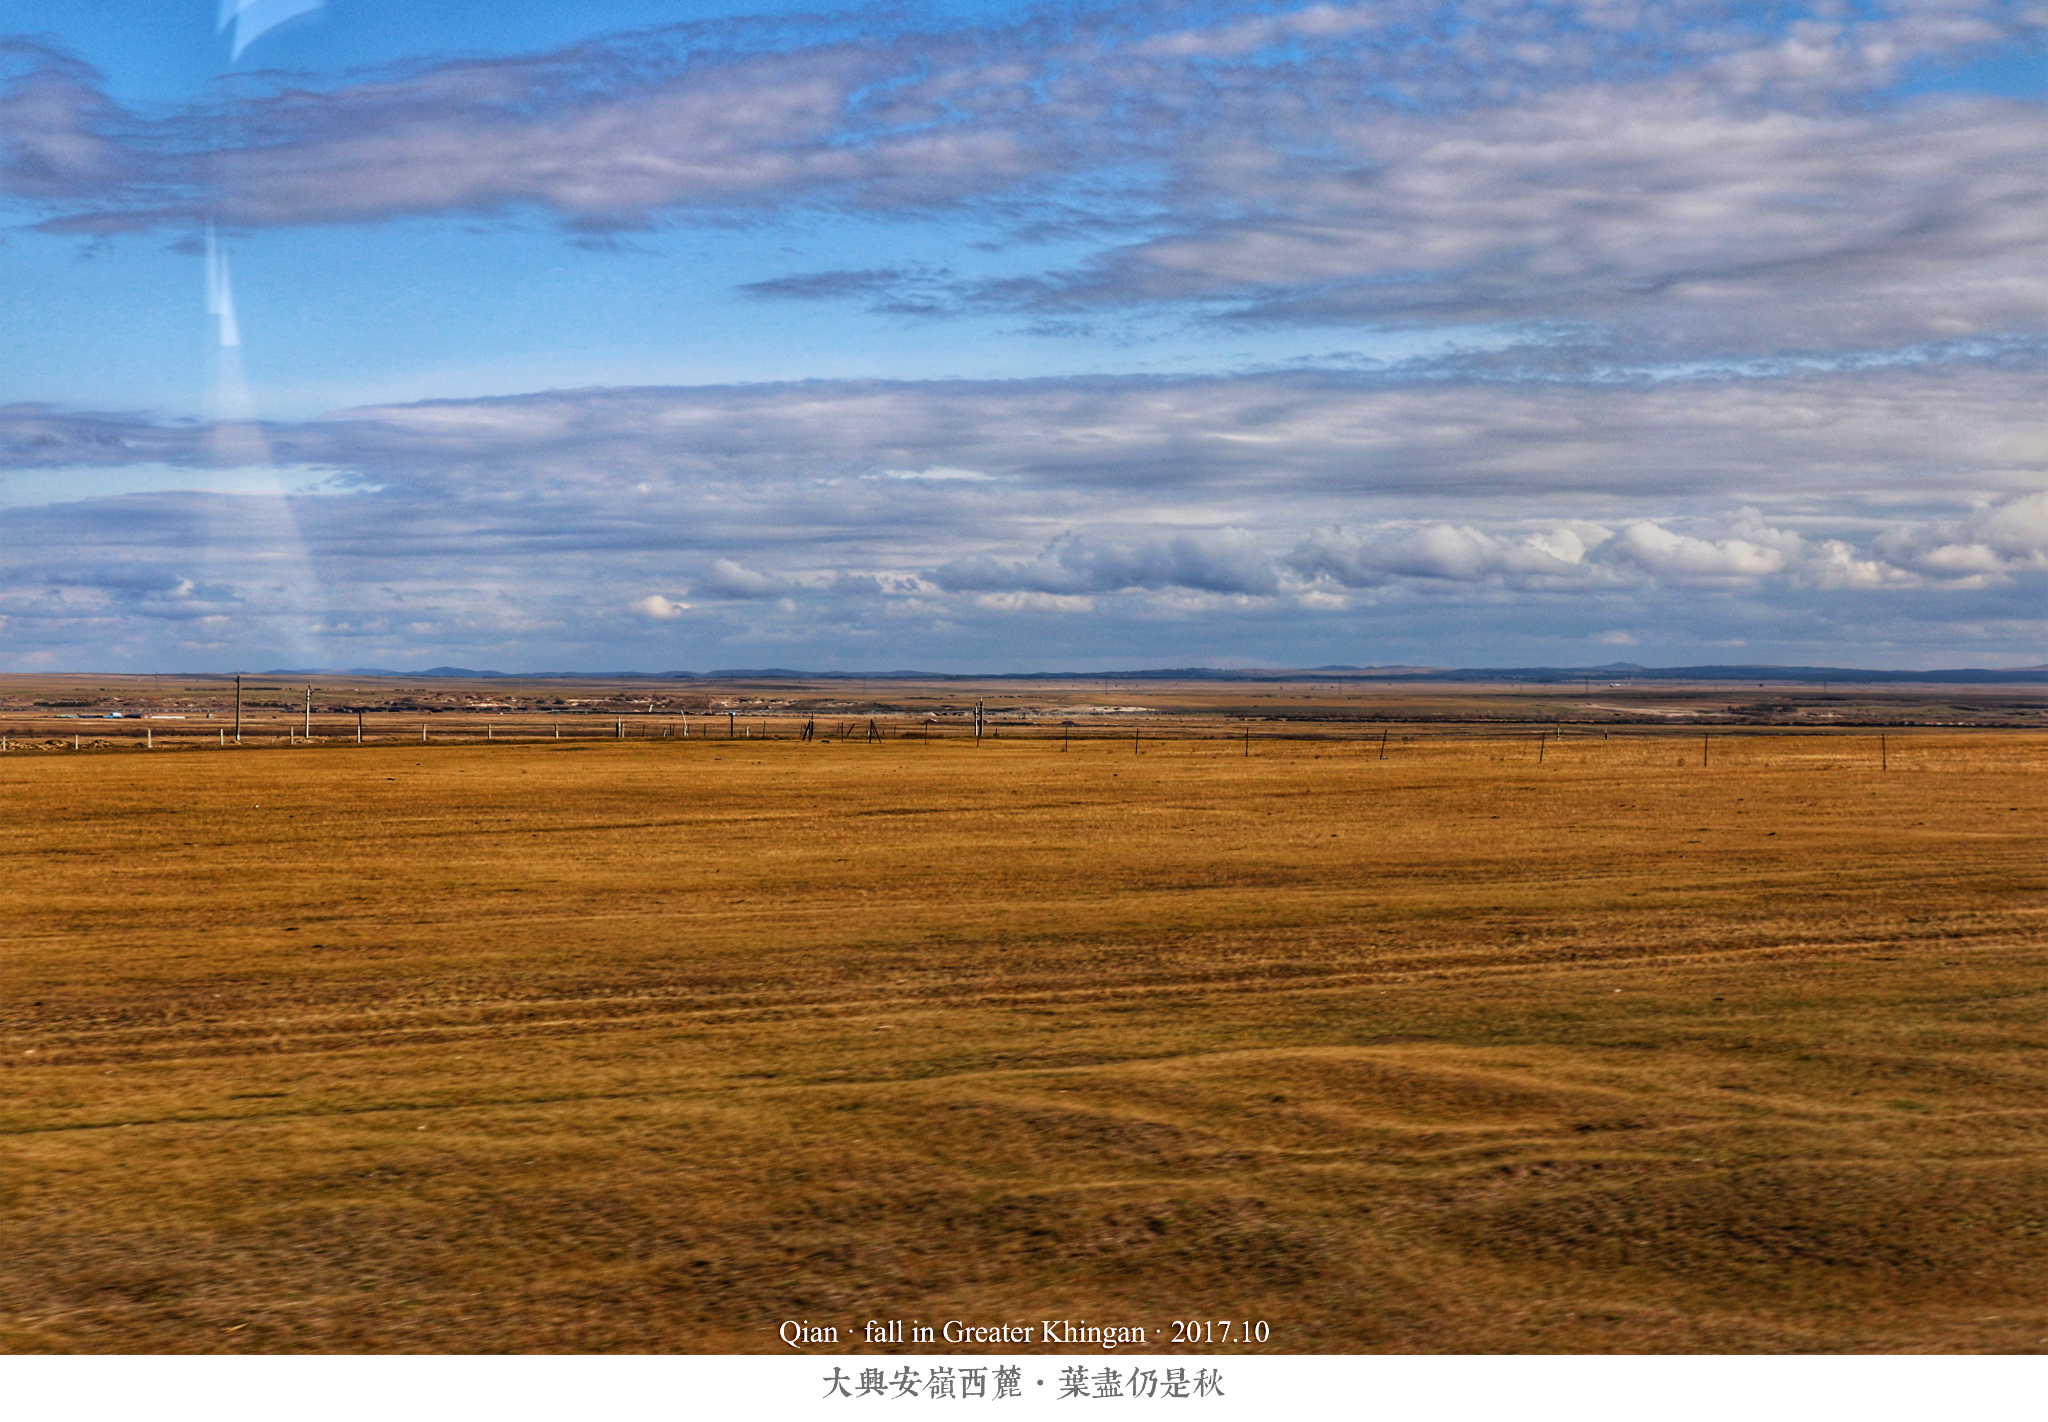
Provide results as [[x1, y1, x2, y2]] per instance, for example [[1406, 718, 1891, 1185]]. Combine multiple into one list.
[[3, 0, 2047, 671]]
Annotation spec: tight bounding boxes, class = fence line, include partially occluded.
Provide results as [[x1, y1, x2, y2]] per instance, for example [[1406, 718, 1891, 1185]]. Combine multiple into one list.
[[0, 712, 2041, 774]]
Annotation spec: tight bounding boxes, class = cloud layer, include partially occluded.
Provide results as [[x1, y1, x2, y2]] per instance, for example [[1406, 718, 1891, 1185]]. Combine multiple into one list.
[[4, 363, 2044, 669], [6, 3, 2048, 669], [10, 2, 2048, 363]]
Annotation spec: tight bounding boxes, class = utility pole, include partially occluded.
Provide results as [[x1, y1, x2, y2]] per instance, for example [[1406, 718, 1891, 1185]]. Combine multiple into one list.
[[303, 685, 312, 740], [234, 673, 243, 743]]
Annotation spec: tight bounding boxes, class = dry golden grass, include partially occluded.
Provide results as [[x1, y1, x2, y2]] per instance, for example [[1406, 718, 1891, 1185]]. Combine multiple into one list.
[[1, 731, 2044, 1354]]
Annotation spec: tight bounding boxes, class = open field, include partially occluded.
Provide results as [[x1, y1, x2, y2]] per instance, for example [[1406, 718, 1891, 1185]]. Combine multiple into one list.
[[2, 726, 2045, 1353]]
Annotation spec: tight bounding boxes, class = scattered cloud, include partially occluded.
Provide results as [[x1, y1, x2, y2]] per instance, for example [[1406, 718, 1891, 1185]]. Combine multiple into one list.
[[973, 590, 1094, 613], [1290, 523, 1605, 586], [631, 593, 688, 618], [697, 558, 793, 599], [878, 467, 992, 483], [933, 529, 1279, 596], [1608, 520, 1795, 582], [741, 265, 960, 315], [973, 84, 2048, 360], [0, 42, 151, 207]]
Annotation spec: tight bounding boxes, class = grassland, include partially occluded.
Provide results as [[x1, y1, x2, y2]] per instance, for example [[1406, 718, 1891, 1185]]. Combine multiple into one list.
[[2, 726, 2044, 1353]]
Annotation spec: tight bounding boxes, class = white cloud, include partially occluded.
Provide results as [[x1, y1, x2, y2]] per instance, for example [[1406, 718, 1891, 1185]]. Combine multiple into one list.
[[631, 593, 688, 618], [1608, 521, 1793, 581], [0, 43, 146, 205], [698, 558, 793, 599], [933, 528, 1279, 595], [1290, 522, 1607, 585], [1872, 489, 2048, 580], [1972, 490, 2048, 561], [1051, 83, 2048, 358], [878, 467, 994, 482], [973, 591, 1094, 612], [1806, 539, 1908, 588]]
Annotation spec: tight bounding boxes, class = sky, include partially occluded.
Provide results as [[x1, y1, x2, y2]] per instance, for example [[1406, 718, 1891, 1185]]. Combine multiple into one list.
[[2, 0, 2046, 672]]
